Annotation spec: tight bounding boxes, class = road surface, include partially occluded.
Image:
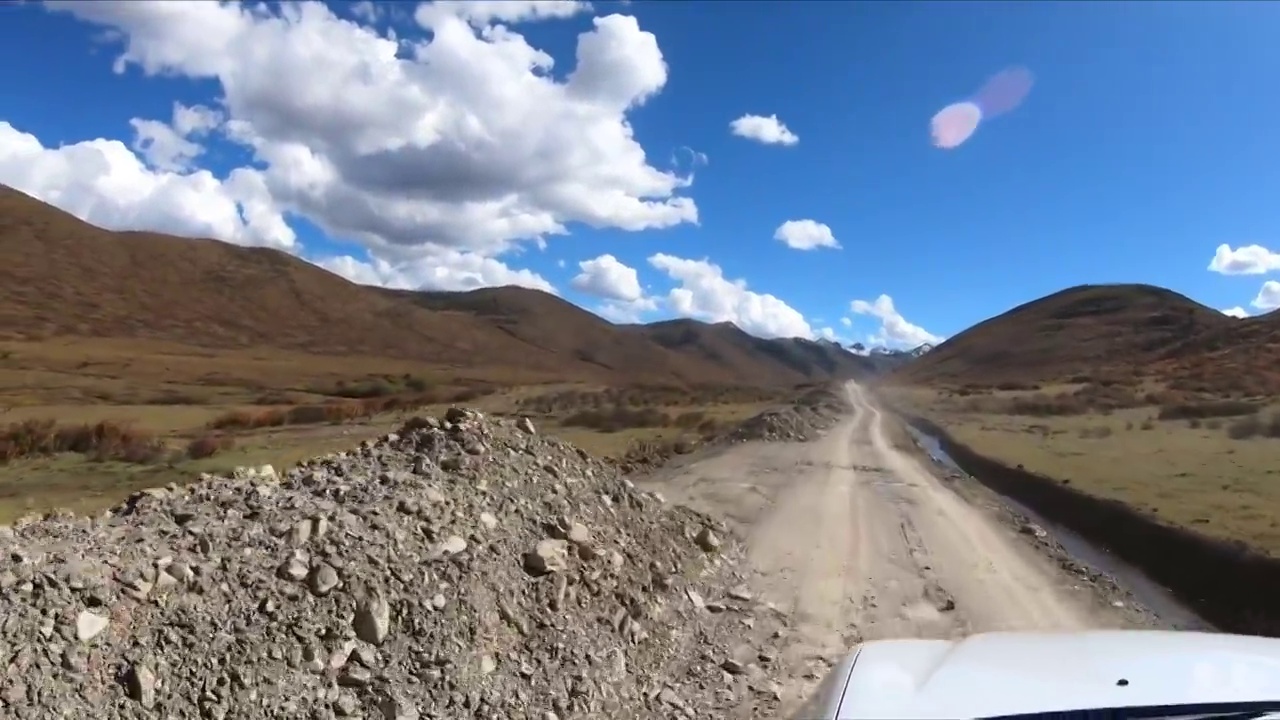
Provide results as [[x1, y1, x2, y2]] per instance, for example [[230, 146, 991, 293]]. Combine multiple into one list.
[[646, 381, 1152, 703]]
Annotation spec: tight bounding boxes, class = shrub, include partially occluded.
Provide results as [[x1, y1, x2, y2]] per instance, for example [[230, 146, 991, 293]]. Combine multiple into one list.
[[185, 434, 235, 460], [1226, 414, 1263, 440], [562, 406, 670, 433], [1158, 400, 1259, 421], [0, 419, 166, 464]]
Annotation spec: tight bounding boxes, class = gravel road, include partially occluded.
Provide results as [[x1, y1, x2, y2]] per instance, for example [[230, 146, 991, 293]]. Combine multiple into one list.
[[644, 380, 1164, 710]]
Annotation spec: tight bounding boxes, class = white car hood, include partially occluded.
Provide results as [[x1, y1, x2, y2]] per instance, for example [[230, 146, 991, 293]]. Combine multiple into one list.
[[833, 630, 1280, 720]]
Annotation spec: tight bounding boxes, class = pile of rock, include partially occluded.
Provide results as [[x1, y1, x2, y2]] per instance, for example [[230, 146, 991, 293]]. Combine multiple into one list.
[[726, 386, 847, 443], [0, 409, 789, 719]]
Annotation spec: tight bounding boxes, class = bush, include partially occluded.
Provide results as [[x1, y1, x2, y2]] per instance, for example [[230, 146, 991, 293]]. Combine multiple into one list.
[[562, 406, 670, 433], [0, 418, 166, 464], [1158, 400, 1259, 421], [1077, 425, 1114, 440], [1226, 414, 1263, 440], [185, 434, 235, 460]]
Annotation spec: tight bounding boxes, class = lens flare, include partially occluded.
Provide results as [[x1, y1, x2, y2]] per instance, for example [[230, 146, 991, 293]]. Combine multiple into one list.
[[930, 101, 982, 149], [929, 66, 1034, 150], [973, 66, 1034, 119]]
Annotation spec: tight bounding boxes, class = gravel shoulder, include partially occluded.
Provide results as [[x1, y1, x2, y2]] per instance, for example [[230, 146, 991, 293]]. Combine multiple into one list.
[[640, 380, 1167, 713]]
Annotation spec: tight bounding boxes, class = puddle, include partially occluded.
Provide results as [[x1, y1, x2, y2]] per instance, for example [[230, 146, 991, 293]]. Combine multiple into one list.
[[908, 427, 1212, 631]]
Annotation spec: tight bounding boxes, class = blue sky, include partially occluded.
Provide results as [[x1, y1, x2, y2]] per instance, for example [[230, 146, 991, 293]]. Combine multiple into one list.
[[3, 1, 1280, 348]]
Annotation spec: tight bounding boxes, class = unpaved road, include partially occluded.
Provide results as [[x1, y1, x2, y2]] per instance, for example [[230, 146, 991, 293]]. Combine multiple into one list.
[[645, 381, 1161, 706]]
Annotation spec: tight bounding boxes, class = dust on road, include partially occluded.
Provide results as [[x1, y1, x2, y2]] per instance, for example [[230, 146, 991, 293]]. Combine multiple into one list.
[[645, 381, 1159, 709]]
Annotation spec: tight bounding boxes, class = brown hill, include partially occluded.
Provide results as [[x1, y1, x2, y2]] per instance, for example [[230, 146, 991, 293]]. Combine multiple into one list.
[[389, 286, 728, 384], [893, 284, 1259, 389], [0, 184, 581, 377], [626, 319, 872, 386], [0, 184, 869, 388]]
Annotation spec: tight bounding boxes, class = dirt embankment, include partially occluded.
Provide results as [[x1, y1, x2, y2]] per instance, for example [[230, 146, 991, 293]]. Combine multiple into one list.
[[908, 416, 1280, 637]]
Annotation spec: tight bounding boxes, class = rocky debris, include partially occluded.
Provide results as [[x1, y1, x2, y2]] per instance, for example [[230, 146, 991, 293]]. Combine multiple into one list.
[[0, 407, 790, 719], [725, 386, 848, 443]]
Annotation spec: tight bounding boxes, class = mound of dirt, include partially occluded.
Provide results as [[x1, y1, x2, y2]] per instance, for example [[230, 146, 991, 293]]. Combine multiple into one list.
[[725, 386, 848, 443], [0, 409, 790, 719]]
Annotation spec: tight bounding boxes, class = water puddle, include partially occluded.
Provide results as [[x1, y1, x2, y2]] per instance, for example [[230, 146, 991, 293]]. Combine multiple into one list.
[[908, 427, 1212, 631]]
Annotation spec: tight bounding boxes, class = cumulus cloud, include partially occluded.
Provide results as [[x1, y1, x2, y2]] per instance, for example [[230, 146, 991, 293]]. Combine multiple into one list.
[[818, 327, 838, 341], [1208, 243, 1280, 275], [570, 254, 643, 301], [46, 1, 696, 264], [417, 0, 592, 28], [129, 102, 223, 172], [0, 121, 294, 249], [595, 296, 659, 324], [1251, 281, 1280, 311], [1222, 306, 1250, 318], [850, 294, 941, 349], [839, 317, 852, 328], [314, 248, 554, 293], [773, 219, 840, 251], [648, 254, 812, 339], [729, 114, 798, 146]]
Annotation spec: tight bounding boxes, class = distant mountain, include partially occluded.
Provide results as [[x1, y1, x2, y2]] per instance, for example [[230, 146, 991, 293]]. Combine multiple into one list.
[[843, 341, 932, 372]]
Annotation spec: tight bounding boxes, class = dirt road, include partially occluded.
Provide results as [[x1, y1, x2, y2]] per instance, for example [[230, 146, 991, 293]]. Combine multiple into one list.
[[645, 381, 1158, 706]]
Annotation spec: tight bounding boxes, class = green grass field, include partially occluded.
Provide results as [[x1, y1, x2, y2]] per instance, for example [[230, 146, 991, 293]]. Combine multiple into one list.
[[888, 385, 1280, 557]]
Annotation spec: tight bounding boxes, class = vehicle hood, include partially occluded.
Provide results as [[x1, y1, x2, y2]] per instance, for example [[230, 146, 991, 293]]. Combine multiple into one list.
[[835, 630, 1280, 719]]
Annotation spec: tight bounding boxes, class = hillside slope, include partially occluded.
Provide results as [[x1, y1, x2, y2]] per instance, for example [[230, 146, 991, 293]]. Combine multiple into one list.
[[0, 185, 869, 388], [893, 284, 1244, 387], [0, 185, 584, 376], [625, 319, 872, 386]]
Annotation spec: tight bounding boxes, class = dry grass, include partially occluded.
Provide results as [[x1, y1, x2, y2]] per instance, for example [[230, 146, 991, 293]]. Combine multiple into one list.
[[890, 386, 1280, 557], [0, 374, 775, 524]]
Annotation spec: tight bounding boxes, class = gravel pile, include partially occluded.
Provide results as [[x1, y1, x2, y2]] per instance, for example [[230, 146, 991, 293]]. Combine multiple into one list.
[[0, 409, 791, 720], [725, 386, 848, 443]]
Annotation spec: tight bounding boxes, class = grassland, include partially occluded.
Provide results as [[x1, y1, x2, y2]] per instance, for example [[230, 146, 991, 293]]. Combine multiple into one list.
[[887, 382, 1280, 558], [0, 337, 779, 524]]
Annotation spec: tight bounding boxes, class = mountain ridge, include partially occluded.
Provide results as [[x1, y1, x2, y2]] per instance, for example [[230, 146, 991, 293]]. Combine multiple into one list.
[[0, 184, 872, 389], [894, 283, 1280, 393]]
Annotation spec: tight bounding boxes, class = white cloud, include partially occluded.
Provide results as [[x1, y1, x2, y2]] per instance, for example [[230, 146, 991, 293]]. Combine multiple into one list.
[[348, 1, 383, 24], [773, 219, 840, 251], [47, 1, 696, 265], [818, 326, 838, 341], [314, 248, 554, 293], [570, 253, 643, 301], [417, 1, 592, 28], [648, 253, 812, 339], [850, 294, 941, 349], [1208, 243, 1280, 275], [0, 121, 294, 249], [729, 113, 799, 146], [128, 102, 223, 172], [839, 316, 852, 327], [1251, 281, 1280, 311], [1221, 306, 1250, 318], [595, 296, 659, 324]]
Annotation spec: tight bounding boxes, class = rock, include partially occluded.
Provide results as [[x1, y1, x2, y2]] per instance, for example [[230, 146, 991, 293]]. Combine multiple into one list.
[[516, 417, 537, 434], [126, 662, 158, 709], [437, 536, 467, 556], [74, 610, 109, 642], [566, 522, 591, 546], [695, 527, 721, 552], [308, 563, 341, 596], [0, 404, 793, 720], [354, 591, 392, 646], [523, 539, 569, 576]]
